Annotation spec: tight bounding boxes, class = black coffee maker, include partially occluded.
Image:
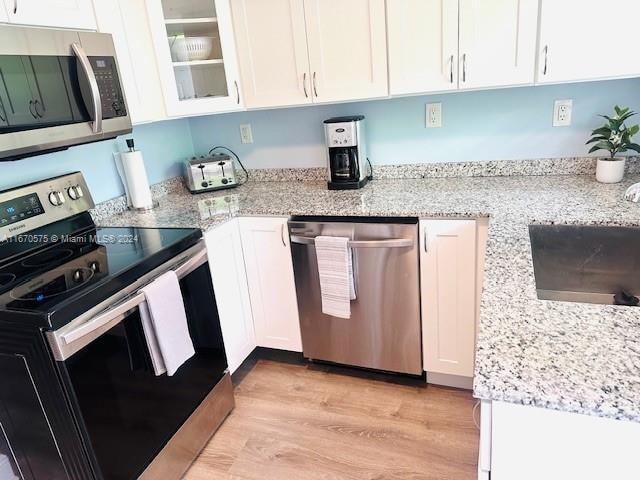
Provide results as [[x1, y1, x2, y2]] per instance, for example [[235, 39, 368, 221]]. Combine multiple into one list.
[[324, 115, 370, 190]]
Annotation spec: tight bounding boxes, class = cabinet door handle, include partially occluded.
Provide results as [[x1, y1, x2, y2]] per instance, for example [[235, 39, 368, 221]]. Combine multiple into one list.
[[462, 54, 467, 83], [542, 45, 548, 75], [449, 54, 454, 83], [13, 0, 17, 14], [303, 72, 308, 98], [280, 223, 287, 247], [28, 100, 37, 119], [33, 99, 44, 118], [423, 228, 428, 253], [312, 71, 318, 97], [234, 81, 240, 105]]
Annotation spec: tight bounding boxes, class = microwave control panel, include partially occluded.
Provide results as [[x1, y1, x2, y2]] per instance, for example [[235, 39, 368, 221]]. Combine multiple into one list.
[[90, 56, 127, 119]]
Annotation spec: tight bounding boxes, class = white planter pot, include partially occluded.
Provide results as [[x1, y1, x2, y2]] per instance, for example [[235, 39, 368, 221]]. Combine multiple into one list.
[[596, 157, 626, 183]]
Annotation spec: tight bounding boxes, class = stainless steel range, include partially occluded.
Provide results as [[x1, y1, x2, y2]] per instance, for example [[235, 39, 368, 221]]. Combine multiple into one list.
[[0, 173, 232, 480]]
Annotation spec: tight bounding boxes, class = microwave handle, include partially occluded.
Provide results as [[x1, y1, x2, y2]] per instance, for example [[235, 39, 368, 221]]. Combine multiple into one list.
[[71, 42, 102, 134]]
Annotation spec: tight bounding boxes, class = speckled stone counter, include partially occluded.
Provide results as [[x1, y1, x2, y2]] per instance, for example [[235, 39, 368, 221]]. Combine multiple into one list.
[[96, 174, 640, 423]]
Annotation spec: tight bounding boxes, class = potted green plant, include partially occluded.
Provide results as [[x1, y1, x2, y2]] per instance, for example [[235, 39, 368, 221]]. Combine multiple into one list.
[[587, 105, 640, 183]]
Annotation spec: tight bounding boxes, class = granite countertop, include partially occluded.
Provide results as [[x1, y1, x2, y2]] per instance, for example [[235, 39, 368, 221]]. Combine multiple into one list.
[[96, 174, 640, 423]]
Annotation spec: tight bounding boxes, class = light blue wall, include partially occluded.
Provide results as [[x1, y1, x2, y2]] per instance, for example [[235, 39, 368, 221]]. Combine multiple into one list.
[[0, 119, 194, 203], [189, 78, 640, 169], [2, 79, 639, 203]]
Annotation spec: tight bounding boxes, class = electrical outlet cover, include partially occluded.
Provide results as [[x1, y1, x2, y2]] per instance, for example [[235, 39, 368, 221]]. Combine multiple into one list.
[[553, 99, 573, 127], [240, 124, 253, 144], [426, 103, 442, 128]]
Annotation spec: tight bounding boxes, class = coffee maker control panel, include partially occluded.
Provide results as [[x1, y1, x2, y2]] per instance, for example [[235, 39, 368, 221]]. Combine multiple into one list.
[[326, 122, 358, 147]]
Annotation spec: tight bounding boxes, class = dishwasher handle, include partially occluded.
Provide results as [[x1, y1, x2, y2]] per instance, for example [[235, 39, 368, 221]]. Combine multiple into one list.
[[290, 235, 414, 249]]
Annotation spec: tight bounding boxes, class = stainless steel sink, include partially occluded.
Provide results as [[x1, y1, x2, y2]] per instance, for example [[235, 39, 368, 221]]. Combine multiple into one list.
[[529, 224, 640, 306]]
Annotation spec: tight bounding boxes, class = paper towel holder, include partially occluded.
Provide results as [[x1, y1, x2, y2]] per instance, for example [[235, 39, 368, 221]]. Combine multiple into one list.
[[116, 138, 159, 211]]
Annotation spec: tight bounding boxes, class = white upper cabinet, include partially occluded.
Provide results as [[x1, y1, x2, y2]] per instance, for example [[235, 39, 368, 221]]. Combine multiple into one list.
[[93, 0, 166, 124], [0, 2, 7, 22], [420, 219, 477, 378], [387, 0, 459, 95], [458, 0, 538, 90], [537, 0, 640, 84], [239, 217, 302, 352], [303, 0, 388, 103], [3, 0, 96, 30], [231, 0, 311, 108], [205, 219, 256, 374], [146, 0, 243, 117]]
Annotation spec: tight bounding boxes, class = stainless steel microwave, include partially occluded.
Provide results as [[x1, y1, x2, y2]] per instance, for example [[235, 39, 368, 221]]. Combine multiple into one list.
[[0, 25, 132, 161]]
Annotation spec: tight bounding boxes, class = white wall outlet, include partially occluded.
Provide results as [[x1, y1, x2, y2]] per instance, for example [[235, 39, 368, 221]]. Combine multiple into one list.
[[239, 123, 253, 144], [553, 99, 573, 127], [426, 103, 442, 128]]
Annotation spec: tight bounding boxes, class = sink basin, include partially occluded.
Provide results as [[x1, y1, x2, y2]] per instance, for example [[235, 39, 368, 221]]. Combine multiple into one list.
[[528, 224, 640, 306]]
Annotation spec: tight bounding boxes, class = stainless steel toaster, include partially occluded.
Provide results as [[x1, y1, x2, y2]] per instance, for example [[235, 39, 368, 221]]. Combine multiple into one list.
[[184, 154, 238, 193]]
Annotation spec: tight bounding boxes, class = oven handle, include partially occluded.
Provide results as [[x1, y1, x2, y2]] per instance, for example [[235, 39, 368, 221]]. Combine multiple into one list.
[[289, 235, 414, 249], [71, 43, 103, 134], [62, 247, 207, 345], [47, 243, 208, 361]]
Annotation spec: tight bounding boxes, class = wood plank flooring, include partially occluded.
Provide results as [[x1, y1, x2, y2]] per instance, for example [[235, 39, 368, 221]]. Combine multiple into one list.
[[184, 359, 479, 480]]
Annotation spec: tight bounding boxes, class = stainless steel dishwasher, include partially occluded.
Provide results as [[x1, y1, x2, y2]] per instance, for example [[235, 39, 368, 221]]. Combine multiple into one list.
[[288, 217, 422, 375]]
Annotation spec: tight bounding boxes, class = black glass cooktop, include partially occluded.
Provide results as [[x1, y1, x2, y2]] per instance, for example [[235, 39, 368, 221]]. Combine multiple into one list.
[[0, 224, 201, 329]]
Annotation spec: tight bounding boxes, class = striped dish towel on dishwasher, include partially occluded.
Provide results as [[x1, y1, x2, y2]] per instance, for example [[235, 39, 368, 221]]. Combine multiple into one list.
[[315, 236, 356, 319]]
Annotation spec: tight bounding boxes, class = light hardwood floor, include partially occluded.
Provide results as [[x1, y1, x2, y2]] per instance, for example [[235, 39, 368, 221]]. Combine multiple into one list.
[[184, 359, 479, 480]]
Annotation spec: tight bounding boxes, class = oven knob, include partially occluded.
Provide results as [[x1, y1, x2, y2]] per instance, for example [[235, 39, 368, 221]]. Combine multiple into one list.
[[89, 261, 100, 273], [67, 185, 84, 200], [48, 191, 65, 206], [72, 269, 85, 283]]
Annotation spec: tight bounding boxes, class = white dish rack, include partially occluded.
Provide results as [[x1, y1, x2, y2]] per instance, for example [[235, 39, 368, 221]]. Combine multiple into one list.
[[170, 36, 216, 62]]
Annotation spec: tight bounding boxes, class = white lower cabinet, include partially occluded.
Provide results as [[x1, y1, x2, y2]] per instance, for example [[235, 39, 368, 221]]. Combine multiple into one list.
[[420, 219, 477, 383], [488, 401, 640, 480], [239, 216, 302, 352], [0, 2, 7, 22], [204, 219, 256, 373]]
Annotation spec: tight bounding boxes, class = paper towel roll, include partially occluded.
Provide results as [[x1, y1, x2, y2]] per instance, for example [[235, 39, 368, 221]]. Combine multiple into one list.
[[116, 150, 153, 209]]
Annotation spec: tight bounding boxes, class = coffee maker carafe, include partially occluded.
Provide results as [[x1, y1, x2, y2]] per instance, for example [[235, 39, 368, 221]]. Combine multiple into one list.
[[324, 115, 370, 190]]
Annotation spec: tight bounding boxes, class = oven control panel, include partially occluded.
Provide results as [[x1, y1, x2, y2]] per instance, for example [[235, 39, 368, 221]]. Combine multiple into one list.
[[0, 172, 94, 243]]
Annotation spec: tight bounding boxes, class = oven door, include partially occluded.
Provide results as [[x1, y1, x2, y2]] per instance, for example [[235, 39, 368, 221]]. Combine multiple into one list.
[[48, 243, 229, 480], [0, 26, 131, 160]]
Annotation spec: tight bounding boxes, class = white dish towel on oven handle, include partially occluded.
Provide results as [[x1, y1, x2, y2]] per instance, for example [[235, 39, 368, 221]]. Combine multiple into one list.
[[139, 270, 195, 376], [315, 236, 356, 319]]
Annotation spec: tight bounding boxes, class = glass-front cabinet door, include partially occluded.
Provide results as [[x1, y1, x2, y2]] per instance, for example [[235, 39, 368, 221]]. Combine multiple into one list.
[[147, 0, 243, 116]]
